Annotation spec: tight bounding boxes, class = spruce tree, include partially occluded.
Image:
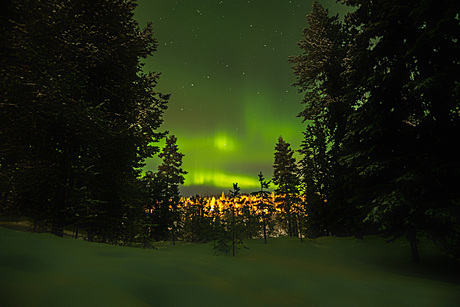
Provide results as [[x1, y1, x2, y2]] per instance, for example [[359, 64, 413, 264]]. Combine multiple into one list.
[[340, 0, 460, 260], [273, 136, 300, 237], [290, 2, 358, 237], [146, 135, 187, 243]]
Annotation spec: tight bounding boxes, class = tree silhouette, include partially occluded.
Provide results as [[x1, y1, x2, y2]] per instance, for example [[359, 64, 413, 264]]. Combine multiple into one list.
[[292, 0, 460, 260], [273, 136, 300, 237], [340, 0, 460, 261], [251, 172, 273, 244], [229, 183, 241, 256], [145, 135, 187, 243], [290, 2, 359, 237]]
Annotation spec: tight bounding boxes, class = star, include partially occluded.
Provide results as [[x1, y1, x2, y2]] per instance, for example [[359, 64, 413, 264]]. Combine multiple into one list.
[[135, 0, 353, 194]]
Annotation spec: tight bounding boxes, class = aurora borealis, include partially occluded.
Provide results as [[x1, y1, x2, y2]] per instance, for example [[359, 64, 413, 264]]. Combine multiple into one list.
[[135, 0, 351, 196]]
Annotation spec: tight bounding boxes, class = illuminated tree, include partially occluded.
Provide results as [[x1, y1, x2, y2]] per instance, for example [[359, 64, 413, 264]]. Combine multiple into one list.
[[273, 136, 300, 237], [240, 197, 254, 239], [213, 183, 246, 255], [181, 195, 214, 243]]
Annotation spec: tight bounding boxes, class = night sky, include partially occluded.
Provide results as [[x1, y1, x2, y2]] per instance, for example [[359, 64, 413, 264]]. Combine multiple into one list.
[[134, 0, 351, 196]]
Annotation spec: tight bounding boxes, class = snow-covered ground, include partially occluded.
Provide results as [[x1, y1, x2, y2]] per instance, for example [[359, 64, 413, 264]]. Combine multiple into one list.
[[0, 227, 459, 306]]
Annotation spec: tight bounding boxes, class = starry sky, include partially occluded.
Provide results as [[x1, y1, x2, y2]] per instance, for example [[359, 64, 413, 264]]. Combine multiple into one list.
[[134, 0, 352, 196]]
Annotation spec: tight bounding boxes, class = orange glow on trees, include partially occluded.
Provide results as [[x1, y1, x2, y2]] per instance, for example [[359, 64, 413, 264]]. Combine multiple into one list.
[[154, 191, 308, 244]]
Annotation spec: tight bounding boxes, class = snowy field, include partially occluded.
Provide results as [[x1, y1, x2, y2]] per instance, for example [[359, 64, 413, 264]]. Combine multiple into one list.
[[0, 226, 459, 306]]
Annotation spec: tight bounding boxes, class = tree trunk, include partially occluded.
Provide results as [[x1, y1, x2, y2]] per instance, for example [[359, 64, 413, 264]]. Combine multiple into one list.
[[406, 230, 420, 263], [247, 208, 252, 239], [287, 212, 292, 236], [87, 229, 94, 242], [232, 207, 235, 256], [263, 214, 267, 244], [297, 213, 303, 242], [52, 143, 72, 238], [213, 211, 216, 249], [74, 223, 79, 239], [172, 221, 176, 245]]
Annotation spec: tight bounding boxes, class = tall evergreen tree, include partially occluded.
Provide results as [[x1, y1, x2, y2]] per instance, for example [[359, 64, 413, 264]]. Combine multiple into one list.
[[145, 134, 187, 242], [290, 2, 358, 237], [298, 123, 330, 237], [273, 136, 300, 237], [156, 135, 187, 200], [340, 0, 460, 260]]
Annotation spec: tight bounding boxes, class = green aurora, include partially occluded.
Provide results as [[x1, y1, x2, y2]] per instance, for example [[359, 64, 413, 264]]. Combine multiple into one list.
[[135, 1, 351, 195]]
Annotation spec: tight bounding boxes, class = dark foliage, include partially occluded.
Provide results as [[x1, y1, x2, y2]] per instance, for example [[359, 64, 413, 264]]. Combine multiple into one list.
[[292, 0, 460, 260], [143, 135, 187, 243], [250, 172, 274, 243], [1, 0, 168, 242], [273, 136, 301, 237]]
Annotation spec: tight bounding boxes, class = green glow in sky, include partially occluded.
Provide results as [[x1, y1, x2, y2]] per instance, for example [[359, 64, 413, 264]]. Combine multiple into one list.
[[135, 0, 351, 195], [188, 169, 260, 189]]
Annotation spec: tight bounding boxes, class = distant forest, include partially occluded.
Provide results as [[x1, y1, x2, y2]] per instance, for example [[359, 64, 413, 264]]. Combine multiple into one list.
[[1, 0, 459, 262]]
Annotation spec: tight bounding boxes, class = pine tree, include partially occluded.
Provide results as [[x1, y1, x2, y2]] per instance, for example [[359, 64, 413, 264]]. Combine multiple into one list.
[[298, 122, 329, 238], [146, 135, 187, 243], [273, 136, 300, 237], [290, 2, 358, 237]]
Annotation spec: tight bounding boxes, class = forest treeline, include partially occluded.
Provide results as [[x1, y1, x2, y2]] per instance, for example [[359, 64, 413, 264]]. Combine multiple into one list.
[[1, 0, 459, 261]]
